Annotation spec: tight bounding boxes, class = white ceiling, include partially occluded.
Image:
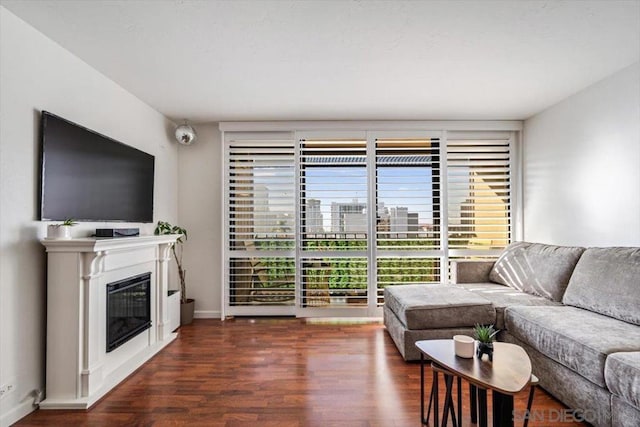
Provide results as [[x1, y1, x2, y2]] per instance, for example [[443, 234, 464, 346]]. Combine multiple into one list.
[[2, 0, 639, 122]]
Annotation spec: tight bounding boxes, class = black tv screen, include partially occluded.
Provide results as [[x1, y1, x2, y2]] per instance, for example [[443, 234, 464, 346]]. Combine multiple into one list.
[[40, 111, 155, 222]]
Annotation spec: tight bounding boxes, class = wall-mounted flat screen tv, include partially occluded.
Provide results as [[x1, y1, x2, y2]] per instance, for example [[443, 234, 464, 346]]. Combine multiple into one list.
[[40, 111, 155, 222]]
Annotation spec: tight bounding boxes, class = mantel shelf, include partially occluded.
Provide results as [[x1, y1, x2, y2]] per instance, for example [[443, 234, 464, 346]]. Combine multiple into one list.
[[41, 234, 181, 252]]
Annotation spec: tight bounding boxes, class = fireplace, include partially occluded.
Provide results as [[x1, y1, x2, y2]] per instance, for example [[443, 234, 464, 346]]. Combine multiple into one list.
[[106, 272, 152, 352], [41, 234, 178, 409]]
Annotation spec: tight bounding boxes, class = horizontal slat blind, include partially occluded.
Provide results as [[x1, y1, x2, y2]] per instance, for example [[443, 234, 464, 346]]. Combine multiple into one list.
[[375, 138, 442, 305], [227, 137, 295, 307], [224, 131, 516, 314], [447, 138, 511, 250], [229, 257, 295, 306], [228, 141, 295, 251], [299, 139, 368, 251], [299, 139, 368, 308], [375, 138, 440, 250], [376, 256, 440, 305], [301, 257, 368, 307]]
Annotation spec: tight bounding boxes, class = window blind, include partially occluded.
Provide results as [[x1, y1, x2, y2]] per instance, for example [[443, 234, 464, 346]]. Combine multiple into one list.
[[375, 138, 440, 250], [375, 138, 442, 305], [299, 139, 368, 251], [223, 129, 516, 314], [299, 139, 368, 307], [447, 138, 511, 251], [226, 137, 295, 306]]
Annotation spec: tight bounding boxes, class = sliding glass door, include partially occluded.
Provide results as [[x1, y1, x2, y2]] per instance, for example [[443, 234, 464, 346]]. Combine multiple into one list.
[[373, 135, 442, 307], [223, 129, 515, 317], [225, 133, 296, 316], [298, 133, 370, 315]]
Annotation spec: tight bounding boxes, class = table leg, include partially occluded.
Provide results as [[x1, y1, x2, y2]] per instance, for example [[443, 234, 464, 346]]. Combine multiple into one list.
[[492, 391, 514, 427], [442, 374, 456, 427], [421, 353, 425, 424], [477, 388, 488, 427], [421, 354, 437, 426], [426, 380, 435, 425], [523, 384, 536, 427], [442, 374, 450, 427], [457, 377, 462, 427], [434, 370, 439, 427], [470, 384, 477, 424]]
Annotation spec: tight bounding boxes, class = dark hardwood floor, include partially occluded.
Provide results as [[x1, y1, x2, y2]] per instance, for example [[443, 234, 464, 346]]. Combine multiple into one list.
[[15, 318, 586, 426]]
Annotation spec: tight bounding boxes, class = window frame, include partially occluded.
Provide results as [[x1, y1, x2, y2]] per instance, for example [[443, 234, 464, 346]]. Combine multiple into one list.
[[221, 123, 522, 319]]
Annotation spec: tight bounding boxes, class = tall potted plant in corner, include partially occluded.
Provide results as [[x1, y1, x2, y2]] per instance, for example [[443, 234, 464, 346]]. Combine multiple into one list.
[[154, 221, 194, 325]]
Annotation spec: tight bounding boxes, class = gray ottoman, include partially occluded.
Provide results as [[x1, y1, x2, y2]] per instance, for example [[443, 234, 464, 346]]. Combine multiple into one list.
[[384, 284, 496, 361]]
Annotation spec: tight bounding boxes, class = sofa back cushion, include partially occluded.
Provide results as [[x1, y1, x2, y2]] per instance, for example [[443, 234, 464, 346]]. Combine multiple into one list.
[[563, 247, 640, 325], [489, 242, 585, 301]]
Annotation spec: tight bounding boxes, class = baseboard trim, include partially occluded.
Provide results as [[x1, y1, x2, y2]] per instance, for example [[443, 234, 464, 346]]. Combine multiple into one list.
[[194, 310, 221, 319], [1, 398, 37, 427]]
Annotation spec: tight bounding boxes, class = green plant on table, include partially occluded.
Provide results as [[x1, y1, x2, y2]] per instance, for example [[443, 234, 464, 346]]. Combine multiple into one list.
[[154, 221, 188, 304], [54, 218, 77, 227], [473, 324, 500, 344]]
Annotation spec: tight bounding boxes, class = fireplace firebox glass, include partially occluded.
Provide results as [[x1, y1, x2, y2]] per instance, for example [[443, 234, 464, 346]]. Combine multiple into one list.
[[106, 272, 151, 352]]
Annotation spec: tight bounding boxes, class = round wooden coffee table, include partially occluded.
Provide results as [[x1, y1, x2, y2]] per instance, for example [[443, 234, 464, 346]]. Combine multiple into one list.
[[416, 339, 532, 427]]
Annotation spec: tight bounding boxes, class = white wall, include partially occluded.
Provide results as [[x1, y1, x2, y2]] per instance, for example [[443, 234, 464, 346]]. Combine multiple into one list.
[[523, 62, 640, 246], [177, 124, 222, 318], [0, 8, 179, 425]]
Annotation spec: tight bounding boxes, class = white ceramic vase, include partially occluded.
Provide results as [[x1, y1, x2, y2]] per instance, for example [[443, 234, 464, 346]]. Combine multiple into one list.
[[453, 335, 475, 358], [47, 225, 72, 240]]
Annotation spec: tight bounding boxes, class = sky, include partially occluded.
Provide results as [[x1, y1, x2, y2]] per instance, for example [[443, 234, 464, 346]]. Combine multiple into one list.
[[304, 166, 435, 229], [250, 163, 470, 231]]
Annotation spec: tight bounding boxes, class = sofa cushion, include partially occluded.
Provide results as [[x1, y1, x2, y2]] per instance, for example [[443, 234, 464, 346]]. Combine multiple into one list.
[[457, 283, 562, 329], [451, 260, 494, 284], [505, 306, 640, 387], [384, 284, 495, 330], [563, 247, 640, 325], [605, 352, 640, 410], [489, 242, 585, 302], [612, 395, 640, 427]]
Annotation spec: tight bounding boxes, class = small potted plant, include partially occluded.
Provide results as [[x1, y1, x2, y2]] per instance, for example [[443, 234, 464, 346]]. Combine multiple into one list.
[[47, 218, 77, 239], [154, 221, 194, 325], [474, 324, 499, 361]]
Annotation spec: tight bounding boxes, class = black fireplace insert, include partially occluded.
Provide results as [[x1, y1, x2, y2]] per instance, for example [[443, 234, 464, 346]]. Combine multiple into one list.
[[106, 272, 151, 352]]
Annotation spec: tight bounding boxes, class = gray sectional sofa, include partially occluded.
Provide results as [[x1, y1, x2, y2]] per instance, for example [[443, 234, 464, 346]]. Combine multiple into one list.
[[383, 242, 640, 427]]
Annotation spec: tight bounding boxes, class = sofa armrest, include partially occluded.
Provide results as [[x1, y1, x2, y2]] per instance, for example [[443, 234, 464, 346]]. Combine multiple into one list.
[[450, 260, 495, 284]]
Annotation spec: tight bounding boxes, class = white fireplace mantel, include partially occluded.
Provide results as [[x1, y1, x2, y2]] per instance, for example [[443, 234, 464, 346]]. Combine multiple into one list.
[[40, 234, 180, 409]]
